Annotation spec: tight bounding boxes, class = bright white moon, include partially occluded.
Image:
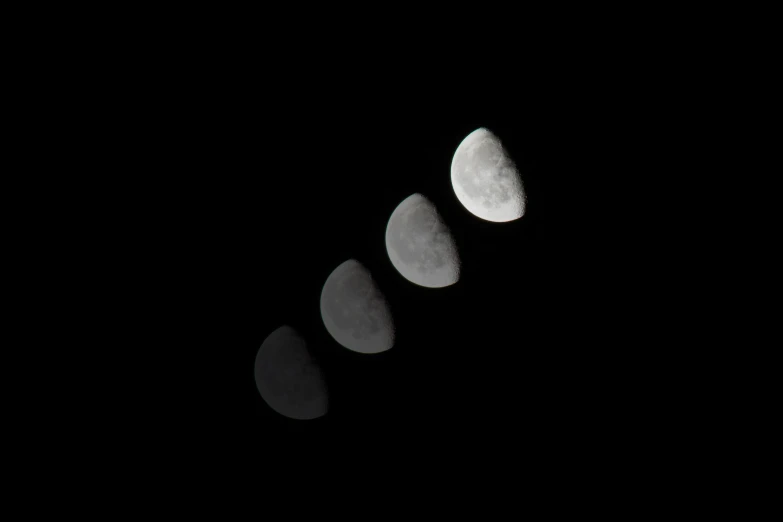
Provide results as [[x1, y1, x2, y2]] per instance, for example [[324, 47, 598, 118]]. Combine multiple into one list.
[[254, 326, 329, 420], [451, 127, 526, 222], [385, 193, 460, 288], [320, 259, 395, 354]]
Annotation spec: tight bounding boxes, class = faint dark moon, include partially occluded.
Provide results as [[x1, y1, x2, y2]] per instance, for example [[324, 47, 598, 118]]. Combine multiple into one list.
[[254, 325, 329, 420]]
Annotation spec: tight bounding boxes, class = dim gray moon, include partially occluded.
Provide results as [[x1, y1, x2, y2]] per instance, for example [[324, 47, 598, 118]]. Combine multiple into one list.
[[385, 193, 460, 288], [451, 127, 526, 222], [254, 325, 329, 420], [320, 259, 395, 354]]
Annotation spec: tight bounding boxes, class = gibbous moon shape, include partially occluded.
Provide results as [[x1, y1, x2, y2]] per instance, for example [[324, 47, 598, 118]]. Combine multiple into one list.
[[451, 127, 526, 222], [254, 326, 329, 420], [385, 193, 460, 288], [320, 259, 395, 354]]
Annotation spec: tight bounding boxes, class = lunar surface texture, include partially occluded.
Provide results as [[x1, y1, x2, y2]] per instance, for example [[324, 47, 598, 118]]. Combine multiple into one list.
[[451, 127, 526, 222], [320, 259, 395, 354], [254, 325, 329, 420], [385, 193, 460, 288]]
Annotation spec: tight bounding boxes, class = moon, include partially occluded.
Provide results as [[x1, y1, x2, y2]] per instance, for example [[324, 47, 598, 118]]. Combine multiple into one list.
[[451, 127, 526, 222], [254, 325, 329, 420], [320, 259, 395, 354], [385, 193, 460, 288]]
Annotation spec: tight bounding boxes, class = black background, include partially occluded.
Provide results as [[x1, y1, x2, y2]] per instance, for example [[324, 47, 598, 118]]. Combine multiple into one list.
[[106, 36, 691, 476], [13, 7, 747, 503]]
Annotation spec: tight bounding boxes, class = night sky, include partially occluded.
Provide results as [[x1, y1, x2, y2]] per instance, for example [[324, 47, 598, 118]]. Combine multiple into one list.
[[125, 53, 682, 473], [17, 5, 732, 501]]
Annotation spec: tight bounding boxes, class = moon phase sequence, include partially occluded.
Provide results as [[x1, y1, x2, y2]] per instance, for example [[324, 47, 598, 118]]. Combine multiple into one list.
[[386, 193, 460, 288], [255, 126, 527, 419], [320, 259, 395, 354], [451, 127, 526, 222], [254, 326, 329, 420]]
